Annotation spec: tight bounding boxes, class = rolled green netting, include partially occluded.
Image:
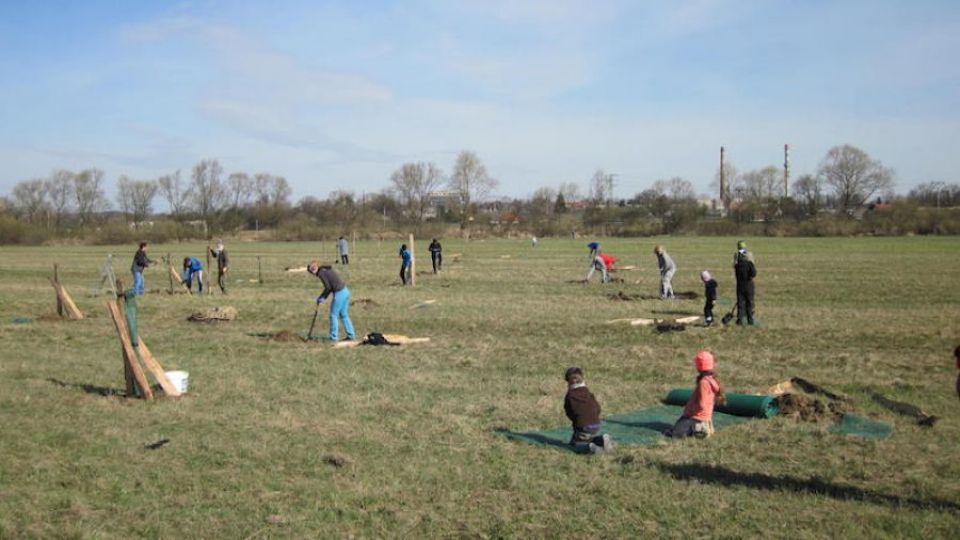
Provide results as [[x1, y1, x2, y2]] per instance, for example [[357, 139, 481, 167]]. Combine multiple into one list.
[[122, 288, 139, 346], [664, 389, 780, 418]]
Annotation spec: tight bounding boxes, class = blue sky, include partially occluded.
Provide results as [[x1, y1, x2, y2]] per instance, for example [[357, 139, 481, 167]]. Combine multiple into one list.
[[1, 0, 958, 204]]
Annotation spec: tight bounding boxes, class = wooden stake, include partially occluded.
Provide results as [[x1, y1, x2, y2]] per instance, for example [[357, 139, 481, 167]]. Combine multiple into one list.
[[107, 301, 153, 400], [137, 340, 180, 397], [54, 263, 63, 317], [258, 256, 263, 284], [409, 233, 416, 287], [205, 244, 211, 277], [167, 252, 173, 294], [169, 264, 191, 294]]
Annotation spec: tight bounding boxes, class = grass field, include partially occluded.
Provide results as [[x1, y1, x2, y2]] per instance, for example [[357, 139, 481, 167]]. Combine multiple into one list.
[[1, 236, 958, 538]]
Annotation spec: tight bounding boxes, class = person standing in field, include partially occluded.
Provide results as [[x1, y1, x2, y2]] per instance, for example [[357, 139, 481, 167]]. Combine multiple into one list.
[[182, 257, 205, 294], [654, 245, 676, 299], [308, 260, 356, 342], [428, 238, 442, 273], [398, 243, 412, 285], [733, 241, 757, 325], [701, 270, 718, 326], [130, 242, 154, 296], [586, 250, 615, 283], [667, 350, 727, 438], [337, 236, 349, 265], [531, 235, 538, 247], [210, 239, 229, 294]]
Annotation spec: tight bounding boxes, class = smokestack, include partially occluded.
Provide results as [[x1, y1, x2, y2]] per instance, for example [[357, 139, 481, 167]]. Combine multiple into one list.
[[720, 146, 726, 208], [784, 144, 790, 198]]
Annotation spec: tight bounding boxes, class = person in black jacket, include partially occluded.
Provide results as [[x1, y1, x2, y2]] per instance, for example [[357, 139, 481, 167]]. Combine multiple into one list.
[[428, 239, 442, 273], [563, 367, 615, 454], [210, 239, 229, 294], [130, 242, 154, 295], [700, 270, 718, 326], [734, 251, 757, 325]]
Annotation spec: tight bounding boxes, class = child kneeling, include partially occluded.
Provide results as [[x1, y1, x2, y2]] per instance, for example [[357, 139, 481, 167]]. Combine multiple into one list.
[[564, 367, 615, 454], [667, 350, 726, 438]]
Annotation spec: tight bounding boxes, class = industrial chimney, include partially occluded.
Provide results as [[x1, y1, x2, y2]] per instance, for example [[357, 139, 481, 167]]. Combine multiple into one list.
[[783, 144, 790, 198]]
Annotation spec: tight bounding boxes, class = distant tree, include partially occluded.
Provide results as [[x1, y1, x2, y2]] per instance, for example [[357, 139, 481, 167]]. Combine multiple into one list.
[[554, 192, 567, 213], [190, 159, 226, 221], [117, 176, 158, 227], [227, 172, 253, 209], [818, 145, 894, 213], [558, 182, 581, 203], [73, 168, 108, 227], [907, 181, 959, 208], [589, 169, 614, 205], [448, 150, 497, 229], [792, 174, 823, 216], [11, 178, 49, 224], [251, 173, 291, 227], [652, 177, 696, 201], [527, 186, 556, 225], [45, 170, 73, 228], [740, 166, 780, 201], [158, 170, 191, 221], [390, 161, 445, 223]]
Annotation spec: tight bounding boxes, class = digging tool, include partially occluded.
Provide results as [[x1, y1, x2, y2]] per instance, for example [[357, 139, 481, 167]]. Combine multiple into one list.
[[306, 304, 320, 340], [721, 302, 737, 325]]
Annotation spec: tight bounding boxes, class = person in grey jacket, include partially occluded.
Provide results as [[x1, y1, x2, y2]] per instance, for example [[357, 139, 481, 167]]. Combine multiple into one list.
[[654, 245, 676, 299], [337, 236, 349, 265]]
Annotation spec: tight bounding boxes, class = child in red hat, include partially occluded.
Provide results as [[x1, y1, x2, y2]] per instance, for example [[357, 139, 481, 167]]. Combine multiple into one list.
[[667, 350, 727, 438]]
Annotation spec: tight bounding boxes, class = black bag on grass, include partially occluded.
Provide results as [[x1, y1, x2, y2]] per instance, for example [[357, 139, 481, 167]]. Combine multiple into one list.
[[362, 332, 399, 346]]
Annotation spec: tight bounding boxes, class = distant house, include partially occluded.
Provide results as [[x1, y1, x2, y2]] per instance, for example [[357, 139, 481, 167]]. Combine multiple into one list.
[[424, 190, 461, 219]]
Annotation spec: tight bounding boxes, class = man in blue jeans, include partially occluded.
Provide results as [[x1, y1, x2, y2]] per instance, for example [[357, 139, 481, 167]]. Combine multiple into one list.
[[308, 260, 356, 342], [130, 242, 154, 295]]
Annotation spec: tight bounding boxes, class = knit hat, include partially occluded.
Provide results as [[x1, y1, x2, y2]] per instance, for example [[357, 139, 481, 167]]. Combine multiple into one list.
[[700, 270, 712, 282], [653, 244, 663, 254], [737, 240, 746, 249], [694, 350, 715, 372]]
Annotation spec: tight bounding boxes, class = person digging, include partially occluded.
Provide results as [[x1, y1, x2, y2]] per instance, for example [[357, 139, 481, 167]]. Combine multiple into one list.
[[308, 260, 356, 342], [210, 239, 229, 294]]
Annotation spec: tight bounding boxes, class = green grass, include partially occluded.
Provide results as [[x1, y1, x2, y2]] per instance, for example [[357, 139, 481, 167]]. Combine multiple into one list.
[[1, 236, 958, 538]]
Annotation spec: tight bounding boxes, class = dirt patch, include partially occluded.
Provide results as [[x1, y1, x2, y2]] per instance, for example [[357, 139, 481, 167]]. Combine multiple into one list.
[[262, 331, 307, 343], [655, 320, 687, 333], [777, 393, 849, 423], [323, 452, 353, 468], [608, 291, 640, 301], [870, 392, 938, 427], [36, 313, 63, 322], [353, 297, 378, 307], [674, 291, 699, 300]]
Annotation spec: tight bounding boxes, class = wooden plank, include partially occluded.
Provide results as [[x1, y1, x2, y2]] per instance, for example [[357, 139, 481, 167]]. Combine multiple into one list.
[[137, 340, 180, 397], [49, 278, 83, 319], [629, 318, 657, 327], [169, 265, 191, 294], [107, 301, 153, 400], [675, 316, 701, 324], [332, 334, 431, 349], [54, 263, 63, 316]]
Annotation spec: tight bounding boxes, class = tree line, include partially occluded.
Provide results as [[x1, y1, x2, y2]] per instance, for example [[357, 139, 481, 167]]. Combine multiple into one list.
[[1, 145, 958, 244]]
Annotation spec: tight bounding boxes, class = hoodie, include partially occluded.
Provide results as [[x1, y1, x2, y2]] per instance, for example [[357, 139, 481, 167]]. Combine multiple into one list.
[[682, 372, 721, 422]]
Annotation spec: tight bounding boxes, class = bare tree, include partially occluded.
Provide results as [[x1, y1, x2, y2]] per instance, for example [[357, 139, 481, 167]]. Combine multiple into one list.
[[390, 161, 445, 222], [558, 182, 581, 203], [11, 178, 49, 224], [45, 170, 74, 228], [448, 150, 497, 228], [652, 177, 696, 201], [792, 174, 823, 216], [740, 166, 780, 201], [818, 145, 894, 213], [251, 173, 291, 226], [73, 168, 108, 227], [158, 170, 191, 220], [117, 176, 158, 227], [589, 169, 614, 204], [227, 172, 253, 209], [190, 159, 226, 221]]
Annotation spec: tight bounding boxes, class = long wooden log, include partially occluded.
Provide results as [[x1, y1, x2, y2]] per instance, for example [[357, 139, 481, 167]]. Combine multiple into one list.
[[107, 301, 153, 400], [137, 340, 180, 397], [332, 334, 430, 349], [49, 278, 83, 319]]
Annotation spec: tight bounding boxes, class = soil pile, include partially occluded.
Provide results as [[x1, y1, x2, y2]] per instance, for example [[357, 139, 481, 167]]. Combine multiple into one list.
[[265, 330, 306, 343], [777, 393, 849, 423], [608, 291, 640, 301]]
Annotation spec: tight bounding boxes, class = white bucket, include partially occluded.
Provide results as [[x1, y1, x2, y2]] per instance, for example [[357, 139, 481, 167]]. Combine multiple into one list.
[[165, 371, 189, 394]]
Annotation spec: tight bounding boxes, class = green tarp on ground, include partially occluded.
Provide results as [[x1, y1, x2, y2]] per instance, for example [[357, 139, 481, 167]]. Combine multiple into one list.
[[828, 413, 892, 440]]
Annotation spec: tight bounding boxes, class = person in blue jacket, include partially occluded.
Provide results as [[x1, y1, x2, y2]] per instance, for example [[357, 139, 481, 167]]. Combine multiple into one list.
[[399, 243, 412, 285], [182, 257, 204, 294]]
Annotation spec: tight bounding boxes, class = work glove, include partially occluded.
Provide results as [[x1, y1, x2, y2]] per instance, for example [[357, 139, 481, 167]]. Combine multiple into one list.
[[316, 296, 326, 305]]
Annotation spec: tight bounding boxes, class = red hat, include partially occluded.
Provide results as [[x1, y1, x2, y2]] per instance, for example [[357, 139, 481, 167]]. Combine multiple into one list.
[[695, 350, 715, 372]]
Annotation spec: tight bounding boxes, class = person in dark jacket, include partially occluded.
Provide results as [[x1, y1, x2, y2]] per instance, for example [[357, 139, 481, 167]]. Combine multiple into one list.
[[308, 260, 356, 341], [399, 243, 412, 285], [563, 367, 615, 454], [130, 242, 154, 295], [428, 239, 442, 273], [182, 257, 204, 294], [337, 236, 349, 265], [209, 239, 229, 294], [734, 249, 757, 325], [701, 270, 718, 325]]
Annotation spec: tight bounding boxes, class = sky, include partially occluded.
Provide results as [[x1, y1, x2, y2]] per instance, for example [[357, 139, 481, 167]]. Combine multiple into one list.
[[1, 0, 958, 205]]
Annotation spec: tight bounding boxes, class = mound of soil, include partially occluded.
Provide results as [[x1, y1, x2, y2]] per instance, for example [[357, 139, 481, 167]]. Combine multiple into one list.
[[777, 393, 849, 423], [655, 320, 687, 333], [608, 291, 640, 301]]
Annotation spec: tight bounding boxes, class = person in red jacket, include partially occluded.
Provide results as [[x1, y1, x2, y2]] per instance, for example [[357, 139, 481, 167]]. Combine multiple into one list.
[[563, 367, 615, 454], [585, 251, 616, 283], [667, 350, 727, 438]]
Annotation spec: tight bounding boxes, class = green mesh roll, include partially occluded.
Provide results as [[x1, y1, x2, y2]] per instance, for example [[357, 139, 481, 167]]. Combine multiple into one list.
[[664, 388, 780, 418], [123, 289, 139, 346]]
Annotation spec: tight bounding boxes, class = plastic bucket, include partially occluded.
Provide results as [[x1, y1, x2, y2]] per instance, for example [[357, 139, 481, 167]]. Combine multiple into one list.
[[165, 371, 189, 394]]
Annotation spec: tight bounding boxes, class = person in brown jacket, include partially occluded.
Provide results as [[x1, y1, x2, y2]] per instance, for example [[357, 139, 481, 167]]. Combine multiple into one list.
[[563, 367, 615, 454]]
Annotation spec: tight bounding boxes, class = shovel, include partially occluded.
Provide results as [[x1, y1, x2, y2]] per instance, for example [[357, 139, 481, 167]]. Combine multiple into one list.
[[306, 303, 320, 340]]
